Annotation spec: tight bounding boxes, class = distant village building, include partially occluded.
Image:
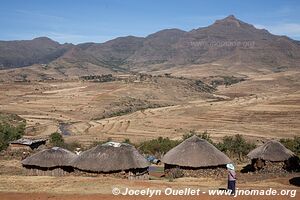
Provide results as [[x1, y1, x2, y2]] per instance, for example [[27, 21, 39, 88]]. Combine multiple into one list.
[[22, 147, 77, 176], [70, 142, 149, 179], [247, 140, 299, 172], [9, 138, 47, 151], [162, 135, 232, 178]]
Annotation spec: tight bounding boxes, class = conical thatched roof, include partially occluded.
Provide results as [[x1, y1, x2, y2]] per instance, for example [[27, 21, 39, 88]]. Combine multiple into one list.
[[70, 142, 149, 172], [162, 135, 232, 167], [247, 140, 295, 162], [22, 147, 77, 168]]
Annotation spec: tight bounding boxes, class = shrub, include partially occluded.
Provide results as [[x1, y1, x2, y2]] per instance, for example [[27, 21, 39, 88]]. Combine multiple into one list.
[[49, 132, 65, 147], [0, 122, 25, 151], [211, 76, 245, 87], [87, 137, 113, 149], [138, 137, 181, 157], [49, 132, 83, 151], [80, 74, 116, 82], [182, 130, 214, 144], [216, 134, 256, 161], [280, 136, 300, 156]]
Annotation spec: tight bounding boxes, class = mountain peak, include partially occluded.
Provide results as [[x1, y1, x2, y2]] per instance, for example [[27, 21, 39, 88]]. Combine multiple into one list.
[[209, 15, 260, 31], [213, 15, 243, 27], [33, 36, 54, 42], [32, 37, 61, 47], [223, 15, 238, 21]]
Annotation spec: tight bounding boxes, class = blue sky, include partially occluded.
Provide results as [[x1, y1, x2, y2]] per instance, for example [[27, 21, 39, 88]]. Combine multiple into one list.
[[0, 0, 300, 44]]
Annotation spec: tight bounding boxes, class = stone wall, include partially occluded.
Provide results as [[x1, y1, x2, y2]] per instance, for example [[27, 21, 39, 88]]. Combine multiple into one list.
[[73, 168, 149, 180], [23, 166, 72, 176], [164, 164, 227, 179]]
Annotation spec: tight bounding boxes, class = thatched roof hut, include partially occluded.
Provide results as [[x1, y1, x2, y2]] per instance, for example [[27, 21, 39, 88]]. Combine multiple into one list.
[[9, 138, 46, 150], [71, 142, 149, 173], [22, 147, 77, 167], [162, 135, 232, 168], [247, 140, 295, 162], [22, 147, 77, 176], [245, 140, 299, 172]]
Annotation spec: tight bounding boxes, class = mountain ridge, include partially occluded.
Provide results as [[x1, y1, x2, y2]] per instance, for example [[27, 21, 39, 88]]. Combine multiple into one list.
[[0, 15, 299, 78]]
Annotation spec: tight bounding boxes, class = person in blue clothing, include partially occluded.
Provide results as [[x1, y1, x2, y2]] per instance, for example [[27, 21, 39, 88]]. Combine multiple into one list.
[[226, 163, 236, 195]]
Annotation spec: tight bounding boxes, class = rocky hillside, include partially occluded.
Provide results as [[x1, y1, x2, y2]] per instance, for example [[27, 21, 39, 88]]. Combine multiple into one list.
[[0, 37, 72, 69]]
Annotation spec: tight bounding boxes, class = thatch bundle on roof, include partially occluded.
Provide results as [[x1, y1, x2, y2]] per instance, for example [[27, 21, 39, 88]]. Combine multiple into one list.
[[71, 142, 149, 179], [246, 140, 299, 172], [22, 147, 77, 176], [162, 135, 232, 178]]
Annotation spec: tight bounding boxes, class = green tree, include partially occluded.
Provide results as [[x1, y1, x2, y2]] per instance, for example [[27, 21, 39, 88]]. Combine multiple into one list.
[[49, 132, 83, 151], [280, 136, 300, 156], [0, 122, 25, 151], [49, 132, 65, 147], [182, 130, 214, 144], [217, 134, 256, 161], [138, 137, 181, 157]]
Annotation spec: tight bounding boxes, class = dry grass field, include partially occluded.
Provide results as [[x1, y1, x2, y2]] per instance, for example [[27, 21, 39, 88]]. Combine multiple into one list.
[[0, 159, 299, 199], [0, 69, 299, 145]]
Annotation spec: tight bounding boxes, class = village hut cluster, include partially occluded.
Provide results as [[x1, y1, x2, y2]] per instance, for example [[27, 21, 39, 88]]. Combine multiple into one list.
[[22, 142, 150, 179], [21, 136, 299, 179]]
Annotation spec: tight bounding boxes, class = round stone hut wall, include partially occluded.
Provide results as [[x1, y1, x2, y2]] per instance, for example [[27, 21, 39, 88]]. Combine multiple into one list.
[[23, 165, 74, 176], [73, 167, 149, 180], [164, 164, 227, 178]]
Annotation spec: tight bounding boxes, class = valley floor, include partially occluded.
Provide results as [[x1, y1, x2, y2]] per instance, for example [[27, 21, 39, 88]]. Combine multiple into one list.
[[0, 70, 299, 145], [0, 70, 299, 199]]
